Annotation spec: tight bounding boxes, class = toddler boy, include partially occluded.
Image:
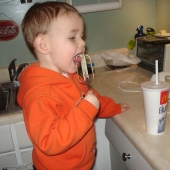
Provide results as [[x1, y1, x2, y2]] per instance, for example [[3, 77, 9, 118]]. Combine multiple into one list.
[[18, 2, 130, 169]]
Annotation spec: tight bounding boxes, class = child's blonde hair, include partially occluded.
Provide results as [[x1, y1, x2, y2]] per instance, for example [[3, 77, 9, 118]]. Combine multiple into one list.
[[21, 1, 81, 57]]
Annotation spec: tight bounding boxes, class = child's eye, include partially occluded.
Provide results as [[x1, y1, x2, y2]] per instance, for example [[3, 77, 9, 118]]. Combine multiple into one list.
[[69, 37, 75, 40]]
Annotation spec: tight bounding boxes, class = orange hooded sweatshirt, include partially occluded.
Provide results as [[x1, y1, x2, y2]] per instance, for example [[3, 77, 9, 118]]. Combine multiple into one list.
[[17, 63, 121, 170]]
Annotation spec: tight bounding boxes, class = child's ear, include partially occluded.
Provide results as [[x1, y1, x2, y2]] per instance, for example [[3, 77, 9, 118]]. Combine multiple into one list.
[[34, 35, 49, 55]]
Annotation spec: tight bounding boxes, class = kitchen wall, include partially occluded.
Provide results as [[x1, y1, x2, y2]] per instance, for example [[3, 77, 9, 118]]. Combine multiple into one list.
[[155, 0, 170, 33], [0, 0, 165, 68], [83, 0, 155, 53]]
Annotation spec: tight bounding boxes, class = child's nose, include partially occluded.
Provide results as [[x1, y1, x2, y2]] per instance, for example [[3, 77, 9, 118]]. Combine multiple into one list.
[[79, 39, 86, 47]]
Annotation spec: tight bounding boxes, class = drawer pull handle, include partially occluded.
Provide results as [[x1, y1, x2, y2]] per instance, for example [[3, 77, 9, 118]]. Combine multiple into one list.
[[122, 153, 131, 161]]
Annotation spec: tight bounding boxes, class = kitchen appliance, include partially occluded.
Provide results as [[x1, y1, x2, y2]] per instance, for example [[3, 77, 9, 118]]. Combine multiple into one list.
[[136, 36, 170, 73], [76, 54, 94, 90]]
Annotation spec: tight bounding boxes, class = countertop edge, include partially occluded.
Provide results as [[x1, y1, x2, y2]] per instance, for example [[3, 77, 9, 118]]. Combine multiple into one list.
[[0, 111, 23, 125], [111, 115, 169, 170]]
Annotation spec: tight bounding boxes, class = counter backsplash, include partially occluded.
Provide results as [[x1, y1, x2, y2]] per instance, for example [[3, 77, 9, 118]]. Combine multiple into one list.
[[0, 48, 131, 83], [0, 67, 10, 83]]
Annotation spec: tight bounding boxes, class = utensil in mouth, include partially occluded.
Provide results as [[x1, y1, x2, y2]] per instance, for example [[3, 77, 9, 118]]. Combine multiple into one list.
[[76, 54, 94, 90]]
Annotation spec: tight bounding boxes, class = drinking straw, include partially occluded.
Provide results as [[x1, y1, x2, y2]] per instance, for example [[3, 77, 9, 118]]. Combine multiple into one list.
[[155, 60, 159, 85]]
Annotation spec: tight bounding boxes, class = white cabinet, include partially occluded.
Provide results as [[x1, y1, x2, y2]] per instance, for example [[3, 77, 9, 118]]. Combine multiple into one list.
[[109, 143, 128, 170], [0, 154, 18, 170], [0, 125, 14, 153], [0, 122, 33, 170], [0, 119, 110, 170], [93, 119, 111, 170], [14, 123, 32, 149], [105, 118, 153, 170], [21, 150, 33, 169]]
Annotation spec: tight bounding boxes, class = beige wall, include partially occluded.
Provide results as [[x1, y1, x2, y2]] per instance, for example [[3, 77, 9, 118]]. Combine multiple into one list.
[[155, 0, 170, 33], [0, 0, 156, 67]]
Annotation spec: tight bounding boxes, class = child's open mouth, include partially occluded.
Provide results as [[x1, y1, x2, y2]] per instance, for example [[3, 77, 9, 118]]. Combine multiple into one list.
[[73, 54, 82, 67]]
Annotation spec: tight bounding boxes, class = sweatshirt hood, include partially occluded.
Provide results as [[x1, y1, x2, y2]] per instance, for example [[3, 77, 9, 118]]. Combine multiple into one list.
[[17, 63, 74, 107]]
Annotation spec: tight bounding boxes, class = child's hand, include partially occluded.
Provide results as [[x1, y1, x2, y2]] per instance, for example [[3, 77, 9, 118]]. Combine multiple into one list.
[[120, 103, 130, 112], [84, 90, 100, 109]]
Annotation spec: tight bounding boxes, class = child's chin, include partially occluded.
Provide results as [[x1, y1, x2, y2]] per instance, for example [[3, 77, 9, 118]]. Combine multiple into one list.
[[68, 68, 77, 74]]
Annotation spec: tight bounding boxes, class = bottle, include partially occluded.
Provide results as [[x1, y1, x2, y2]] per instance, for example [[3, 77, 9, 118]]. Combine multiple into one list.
[[134, 25, 146, 40]]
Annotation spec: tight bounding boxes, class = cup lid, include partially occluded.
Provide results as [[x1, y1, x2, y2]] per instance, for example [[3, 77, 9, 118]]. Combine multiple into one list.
[[141, 81, 169, 91]]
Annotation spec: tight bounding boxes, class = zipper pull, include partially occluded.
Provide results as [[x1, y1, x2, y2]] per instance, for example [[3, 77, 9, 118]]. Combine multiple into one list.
[[75, 93, 85, 106]]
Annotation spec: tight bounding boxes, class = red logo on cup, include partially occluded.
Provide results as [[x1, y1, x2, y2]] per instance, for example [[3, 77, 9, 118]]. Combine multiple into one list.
[[160, 91, 168, 104], [0, 20, 19, 41]]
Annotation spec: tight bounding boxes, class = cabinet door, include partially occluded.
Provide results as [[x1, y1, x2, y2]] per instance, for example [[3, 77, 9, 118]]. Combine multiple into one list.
[[105, 119, 153, 170], [0, 154, 17, 170], [94, 119, 111, 170], [0, 125, 14, 153], [14, 122, 32, 149], [21, 150, 33, 169], [109, 144, 128, 170]]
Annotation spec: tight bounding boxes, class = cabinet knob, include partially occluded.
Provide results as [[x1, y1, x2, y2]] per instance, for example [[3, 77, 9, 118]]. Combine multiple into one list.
[[122, 153, 131, 161]]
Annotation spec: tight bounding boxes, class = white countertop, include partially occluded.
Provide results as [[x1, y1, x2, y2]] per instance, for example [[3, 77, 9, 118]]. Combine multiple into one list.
[[90, 66, 170, 170]]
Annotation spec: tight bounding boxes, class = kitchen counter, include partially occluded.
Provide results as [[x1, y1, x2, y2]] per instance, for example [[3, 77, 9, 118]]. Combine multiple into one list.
[[0, 65, 170, 170], [90, 66, 170, 170], [0, 110, 23, 126]]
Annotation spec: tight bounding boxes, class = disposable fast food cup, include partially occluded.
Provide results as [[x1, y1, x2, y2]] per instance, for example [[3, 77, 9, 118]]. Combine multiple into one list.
[[141, 81, 169, 135]]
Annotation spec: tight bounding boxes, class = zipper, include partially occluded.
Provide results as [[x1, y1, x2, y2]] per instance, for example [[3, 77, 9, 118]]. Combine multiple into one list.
[[75, 93, 85, 106]]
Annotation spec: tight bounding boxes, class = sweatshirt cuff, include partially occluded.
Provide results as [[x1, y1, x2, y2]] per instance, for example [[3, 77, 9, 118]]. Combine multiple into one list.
[[114, 104, 121, 115], [77, 99, 98, 120]]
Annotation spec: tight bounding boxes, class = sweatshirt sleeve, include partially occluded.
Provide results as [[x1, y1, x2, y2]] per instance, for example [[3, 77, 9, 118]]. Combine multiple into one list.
[[97, 96, 121, 118], [90, 88, 121, 118]]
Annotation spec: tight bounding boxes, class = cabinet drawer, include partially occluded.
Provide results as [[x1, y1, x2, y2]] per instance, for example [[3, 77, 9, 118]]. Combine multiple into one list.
[[14, 122, 32, 149], [21, 149, 33, 169], [0, 153, 17, 170], [105, 118, 152, 170], [0, 125, 14, 153]]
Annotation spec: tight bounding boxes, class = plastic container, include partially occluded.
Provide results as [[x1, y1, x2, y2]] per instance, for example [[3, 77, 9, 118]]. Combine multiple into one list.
[[134, 25, 146, 40], [141, 81, 169, 135]]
